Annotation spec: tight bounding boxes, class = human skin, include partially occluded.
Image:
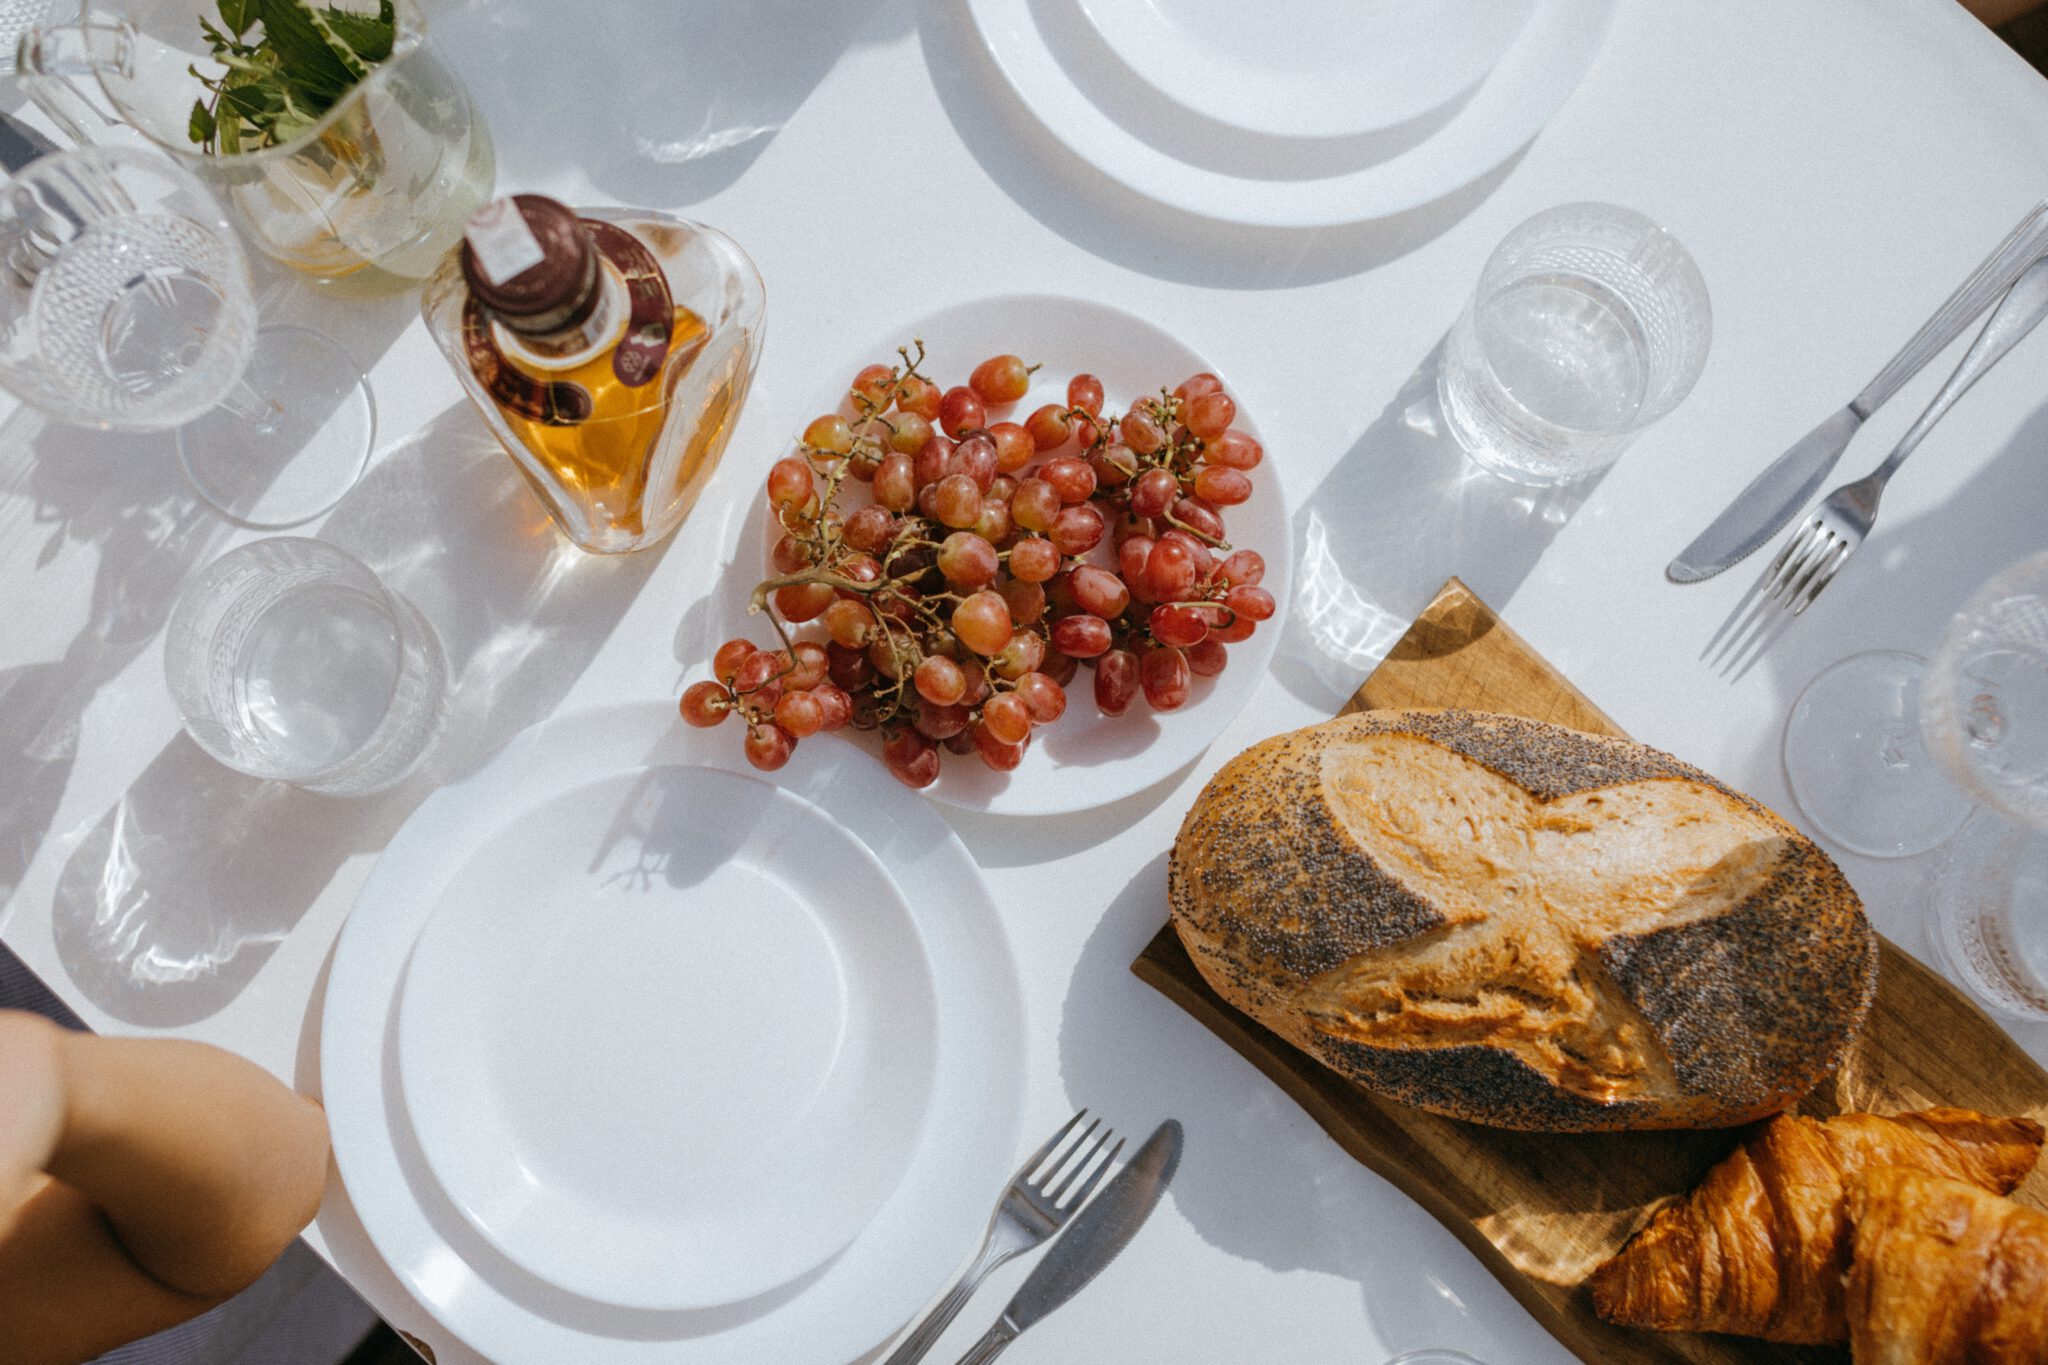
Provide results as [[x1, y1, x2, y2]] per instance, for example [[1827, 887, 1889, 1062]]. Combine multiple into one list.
[[0, 1010, 328, 1365]]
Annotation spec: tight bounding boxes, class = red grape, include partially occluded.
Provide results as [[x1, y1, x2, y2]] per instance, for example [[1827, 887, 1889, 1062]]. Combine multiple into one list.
[[889, 412, 933, 454], [875, 453, 916, 511], [1185, 638, 1228, 677], [827, 641, 874, 689], [950, 432, 998, 491], [1067, 373, 1104, 416], [989, 421, 1034, 473], [972, 498, 1012, 546], [933, 473, 983, 529], [844, 504, 896, 553], [1026, 404, 1072, 451], [1144, 538, 1198, 601], [937, 530, 999, 588], [883, 728, 940, 788], [914, 655, 967, 706], [1150, 603, 1209, 648], [744, 722, 795, 771], [1120, 409, 1165, 455], [1118, 535, 1154, 585], [1210, 613, 1255, 644], [1220, 549, 1265, 587], [970, 354, 1032, 404], [823, 598, 875, 648], [914, 433, 953, 489], [774, 581, 834, 622], [1042, 648, 1078, 686], [1040, 456, 1096, 504], [850, 364, 894, 410], [972, 723, 1027, 771], [734, 649, 783, 694], [766, 456, 814, 513], [680, 680, 729, 727], [897, 374, 941, 420], [1194, 465, 1252, 506], [1094, 649, 1139, 715], [992, 630, 1045, 680], [713, 638, 756, 683], [803, 413, 854, 455], [1011, 478, 1059, 533], [1139, 647, 1191, 709], [953, 591, 1014, 655], [940, 386, 985, 437], [1008, 537, 1060, 583], [1225, 584, 1276, 621], [1051, 614, 1112, 658], [1130, 468, 1178, 519], [787, 641, 830, 689], [1186, 391, 1235, 439], [1204, 429, 1262, 469], [1174, 373, 1222, 402], [1069, 564, 1130, 618], [1015, 671, 1067, 724], [1090, 443, 1137, 488], [914, 701, 971, 740], [1171, 497, 1226, 542], [776, 689, 825, 738], [812, 683, 853, 729], [998, 577, 1046, 627], [982, 692, 1032, 745], [1050, 503, 1105, 556], [771, 534, 809, 574]]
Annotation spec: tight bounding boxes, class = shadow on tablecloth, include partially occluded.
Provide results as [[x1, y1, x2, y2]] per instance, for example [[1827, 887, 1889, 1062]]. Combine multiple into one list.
[[45, 404, 665, 1027]]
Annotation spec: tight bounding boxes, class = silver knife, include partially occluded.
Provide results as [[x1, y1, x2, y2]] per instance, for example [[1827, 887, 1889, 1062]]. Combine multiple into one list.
[[1667, 200, 2048, 584], [954, 1120, 1183, 1364]]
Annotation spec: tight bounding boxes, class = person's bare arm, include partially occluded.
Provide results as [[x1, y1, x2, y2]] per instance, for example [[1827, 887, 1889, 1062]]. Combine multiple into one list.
[[0, 1010, 328, 1365]]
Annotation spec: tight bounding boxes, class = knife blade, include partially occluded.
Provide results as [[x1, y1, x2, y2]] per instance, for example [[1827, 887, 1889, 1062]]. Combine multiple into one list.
[[954, 1119, 1183, 1364], [1668, 200, 2048, 584]]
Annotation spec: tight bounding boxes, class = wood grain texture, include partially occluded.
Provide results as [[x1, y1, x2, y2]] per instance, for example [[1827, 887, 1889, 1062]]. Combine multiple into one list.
[[1133, 577, 2048, 1363]]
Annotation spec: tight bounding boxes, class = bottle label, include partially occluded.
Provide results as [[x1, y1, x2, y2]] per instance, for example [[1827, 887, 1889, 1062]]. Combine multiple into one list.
[[462, 218, 678, 425], [588, 221, 673, 387], [465, 198, 548, 284]]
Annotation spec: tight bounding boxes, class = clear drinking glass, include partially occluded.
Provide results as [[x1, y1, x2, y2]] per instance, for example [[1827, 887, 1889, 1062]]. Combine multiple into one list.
[[1438, 202, 1712, 485], [1384, 1352, 1488, 1365], [18, 0, 494, 287], [0, 143, 375, 524], [164, 537, 446, 795]]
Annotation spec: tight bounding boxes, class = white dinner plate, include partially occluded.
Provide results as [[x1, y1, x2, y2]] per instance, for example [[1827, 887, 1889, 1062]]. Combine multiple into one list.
[[966, 0, 1615, 227], [322, 701, 1026, 1364], [395, 766, 938, 1311], [721, 293, 1291, 818], [1072, 0, 1534, 142]]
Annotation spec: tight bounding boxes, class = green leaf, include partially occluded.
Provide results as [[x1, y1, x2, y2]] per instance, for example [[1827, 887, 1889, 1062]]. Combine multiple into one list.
[[218, 0, 251, 37], [248, 0, 357, 100], [187, 97, 216, 144], [319, 1, 393, 63], [218, 111, 241, 154]]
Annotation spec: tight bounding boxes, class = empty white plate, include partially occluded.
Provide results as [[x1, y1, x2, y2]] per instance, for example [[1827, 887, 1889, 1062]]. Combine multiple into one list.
[[395, 765, 938, 1312], [1072, 0, 1535, 142]]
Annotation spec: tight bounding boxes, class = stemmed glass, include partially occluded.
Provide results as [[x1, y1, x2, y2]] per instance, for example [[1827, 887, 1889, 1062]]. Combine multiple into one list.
[[0, 141, 374, 525], [1783, 549, 2048, 1018]]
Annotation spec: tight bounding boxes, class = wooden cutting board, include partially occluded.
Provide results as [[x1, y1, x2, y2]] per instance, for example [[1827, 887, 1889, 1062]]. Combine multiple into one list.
[[1132, 577, 2048, 1364]]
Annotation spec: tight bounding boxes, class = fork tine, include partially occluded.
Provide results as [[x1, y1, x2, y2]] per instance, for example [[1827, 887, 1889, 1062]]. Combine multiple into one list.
[[1046, 1126, 1118, 1205], [1056, 1136, 1124, 1211], [1781, 529, 1838, 608], [1764, 517, 1809, 578], [1017, 1110, 1087, 1184], [1791, 540, 1850, 615], [1763, 520, 1819, 603]]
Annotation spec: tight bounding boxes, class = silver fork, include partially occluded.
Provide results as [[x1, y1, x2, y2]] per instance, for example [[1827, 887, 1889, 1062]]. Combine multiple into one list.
[[882, 1110, 1122, 1365], [1764, 252, 2048, 615]]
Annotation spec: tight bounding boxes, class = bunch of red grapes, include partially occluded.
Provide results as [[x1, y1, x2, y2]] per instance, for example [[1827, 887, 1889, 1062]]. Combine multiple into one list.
[[679, 343, 1274, 788]]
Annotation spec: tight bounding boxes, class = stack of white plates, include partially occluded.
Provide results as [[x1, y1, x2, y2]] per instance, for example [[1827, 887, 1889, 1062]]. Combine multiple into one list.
[[321, 702, 1026, 1362], [966, 0, 1617, 227]]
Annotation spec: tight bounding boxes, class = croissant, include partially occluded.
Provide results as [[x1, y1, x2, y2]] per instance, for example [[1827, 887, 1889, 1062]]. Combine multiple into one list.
[[1847, 1167, 2048, 1364], [1587, 1107, 2044, 1343]]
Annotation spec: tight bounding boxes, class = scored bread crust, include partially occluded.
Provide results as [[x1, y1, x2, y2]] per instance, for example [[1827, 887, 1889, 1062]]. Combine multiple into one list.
[[1167, 709, 1879, 1132]]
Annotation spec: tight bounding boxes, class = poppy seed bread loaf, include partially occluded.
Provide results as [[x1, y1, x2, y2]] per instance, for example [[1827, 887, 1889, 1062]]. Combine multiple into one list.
[[1167, 709, 1877, 1131]]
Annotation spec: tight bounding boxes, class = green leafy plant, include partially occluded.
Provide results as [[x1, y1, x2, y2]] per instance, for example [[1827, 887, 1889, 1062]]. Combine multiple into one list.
[[187, 0, 395, 154]]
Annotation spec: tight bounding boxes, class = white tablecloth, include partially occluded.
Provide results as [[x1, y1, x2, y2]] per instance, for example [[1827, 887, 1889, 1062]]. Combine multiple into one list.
[[5, 0, 2048, 1360]]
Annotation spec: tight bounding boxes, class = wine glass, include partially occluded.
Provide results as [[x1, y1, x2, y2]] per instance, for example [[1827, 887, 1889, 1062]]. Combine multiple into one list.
[[1783, 549, 2048, 1019], [0, 141, 374, 525]]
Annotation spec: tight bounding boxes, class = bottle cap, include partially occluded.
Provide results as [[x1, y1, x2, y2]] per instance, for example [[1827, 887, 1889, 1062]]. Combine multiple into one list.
[[461, 195, 600, 335]]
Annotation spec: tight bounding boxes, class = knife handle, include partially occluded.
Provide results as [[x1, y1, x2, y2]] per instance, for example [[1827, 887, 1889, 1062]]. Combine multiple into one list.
[[1854, 200, 2048, 420], [954, 1320, 1019, 1365]]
